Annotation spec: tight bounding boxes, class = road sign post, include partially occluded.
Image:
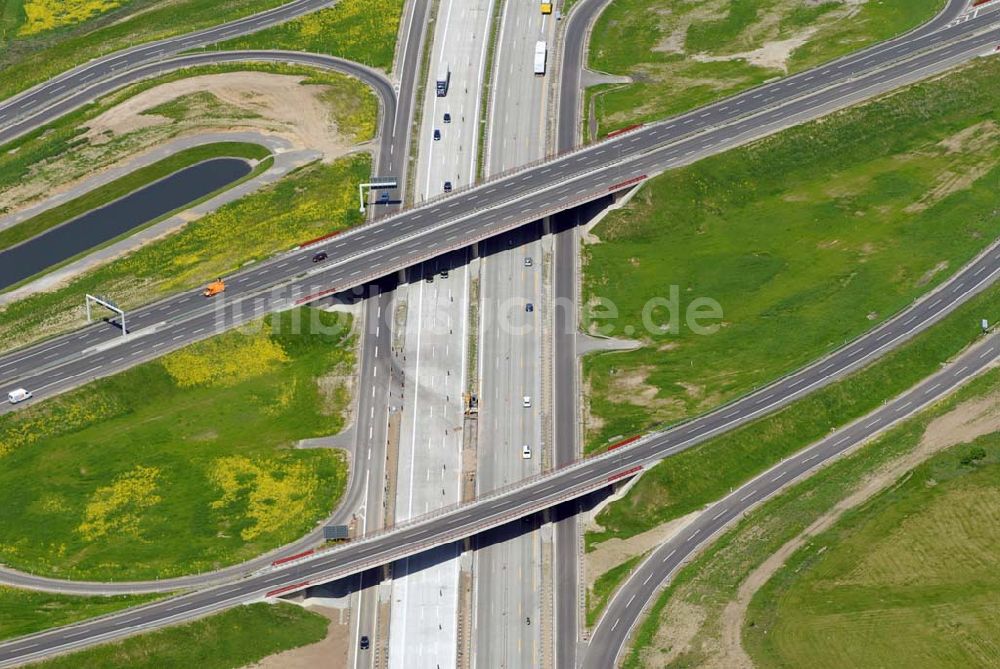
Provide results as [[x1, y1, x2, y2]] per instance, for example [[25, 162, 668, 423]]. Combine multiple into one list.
[[358, 177, 399, 213], [85, 294, 127, 337]]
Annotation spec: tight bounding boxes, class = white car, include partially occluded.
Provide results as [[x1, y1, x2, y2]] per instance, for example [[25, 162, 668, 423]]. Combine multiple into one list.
[[523, 395, 531, 408], [522, 444, 532, 459], [7, 388, 32, 404]]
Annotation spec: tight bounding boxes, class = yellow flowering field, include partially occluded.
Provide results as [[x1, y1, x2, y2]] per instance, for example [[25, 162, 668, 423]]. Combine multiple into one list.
[[19, 0, 129, 36], [162, 329, 289, 388], [0, 308, 354, 580]]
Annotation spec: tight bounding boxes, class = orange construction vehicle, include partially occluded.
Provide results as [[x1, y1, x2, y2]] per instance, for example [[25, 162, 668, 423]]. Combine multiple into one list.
[[203, 278, 226, 297]]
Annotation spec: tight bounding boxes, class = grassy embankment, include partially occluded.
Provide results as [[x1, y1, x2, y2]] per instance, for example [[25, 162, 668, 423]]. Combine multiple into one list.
[[582, 57, 1000, 453], [31, 603, 329, 669], [0, 308, 355, 581], [587, 0, 943, 135], [0, 0, 290, 102], [585, 552, 645, 628], [620, 367, 1000, 668], [0, 141, 271, 255], [217, 0, 406, 71], [0, 63, 375, 219], [582, 272, 1000, 630], [0, 587, 157, 642], [0, 63, 376, 353]]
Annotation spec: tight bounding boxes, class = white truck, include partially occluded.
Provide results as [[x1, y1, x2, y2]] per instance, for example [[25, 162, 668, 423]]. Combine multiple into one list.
[[436, 62, 450, 97], [534, 41, 547, 76]]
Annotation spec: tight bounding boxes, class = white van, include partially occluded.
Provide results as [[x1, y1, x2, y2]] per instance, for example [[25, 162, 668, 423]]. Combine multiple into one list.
[[522, 444, 532, 459], [8, 388, 32, 404], [523, 395, 532, 408]]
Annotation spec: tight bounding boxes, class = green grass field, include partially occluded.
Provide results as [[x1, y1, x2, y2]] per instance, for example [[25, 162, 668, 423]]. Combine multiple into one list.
[[0, 308, 354, 581], [0, 142, 271, 254], [32, 602, 329, 669], [0, 0, 289, 102], [218, 0, 406, 71], [0, 587, 157, 642], [0, 153, 371, 353], [587, 0, 943, 135], [620, 367, 1000, 668], [745, 434, 1000, 668], [582, 57, 1000, 452], [587, 275, 1000, 550]]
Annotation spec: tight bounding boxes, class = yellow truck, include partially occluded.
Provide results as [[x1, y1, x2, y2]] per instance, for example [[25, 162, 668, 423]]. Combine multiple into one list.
[[541, 2, 552, 13], [203, 278, 226, 297]]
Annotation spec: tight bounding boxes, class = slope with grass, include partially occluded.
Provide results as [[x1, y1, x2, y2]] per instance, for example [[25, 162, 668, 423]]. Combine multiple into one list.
[[0, 153, 371, 352], [0, 142, 271, 254], [745, 436, 1000, 668], [582, 58, 1000, 453], [218, 0, 406, 71], [0, 63, 376, 220], [29, 602, 329, 669], [0, 0, 289, 102], [587, 0, 943, 135], [0, 587, 157, 642], [587, 273, 1000, 550], [0, 308, 355, 581], [620, 368, 1000, 669]]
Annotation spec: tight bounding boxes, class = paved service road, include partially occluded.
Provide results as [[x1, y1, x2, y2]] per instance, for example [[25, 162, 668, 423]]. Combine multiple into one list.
[[4, 13, 999, 416], [584, 331, 1000, 668], [0, 0, 337, 140], [2, 225, 998, 666]]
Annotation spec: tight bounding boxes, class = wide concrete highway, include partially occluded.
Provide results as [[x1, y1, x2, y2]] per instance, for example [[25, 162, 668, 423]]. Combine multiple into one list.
[[2, 225, 998, 666], [585, 330, 1000, 668], [5, 10, 999, 413]]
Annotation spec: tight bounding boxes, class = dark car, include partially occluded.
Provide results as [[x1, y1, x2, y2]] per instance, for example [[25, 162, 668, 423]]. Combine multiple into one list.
[[312, 251, 328, 263], [443, 113, 452, 123], [360, 635, 370, 650], [443, 181, 453, 193], [525, 303, 534, 312], [378, 191, 391, 203], [433, 128, 441, 141]]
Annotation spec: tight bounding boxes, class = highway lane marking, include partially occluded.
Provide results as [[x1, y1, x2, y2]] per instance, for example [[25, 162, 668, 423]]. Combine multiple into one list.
[[711, 509, 727, 521], [821, 363, 835, 373], [925, 382, 942, 394], [833, 436, 850, 447], [661, 549, 676, 563], [929, 298, 942, 308], [876, 330, 893, 341], [975, 265, 987, 275], [981, 349, 993, 358], [772, 471, 787, 482], [626, 594, 636, 607], [803, 454, 818, 463], [723, 409, 740, 418], [864, 418, 881, 429], [895, 400, 913, 412], [739, 490, 756, 502], [687, 529, 701, 541]]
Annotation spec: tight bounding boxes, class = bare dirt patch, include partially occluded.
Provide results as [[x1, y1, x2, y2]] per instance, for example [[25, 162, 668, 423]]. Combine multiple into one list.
[[691, 29, 818, 73], [84, 72, 351, 159], [243, 605, 349, 669], [0, 72, 353, 217]]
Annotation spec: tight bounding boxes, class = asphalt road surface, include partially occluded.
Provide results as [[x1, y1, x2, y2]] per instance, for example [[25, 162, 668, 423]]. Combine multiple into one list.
[[2, 227, 997, 666], [5, 13, 999, 416], [0, 0, 337, 141], [584, 331, 1000, 668]]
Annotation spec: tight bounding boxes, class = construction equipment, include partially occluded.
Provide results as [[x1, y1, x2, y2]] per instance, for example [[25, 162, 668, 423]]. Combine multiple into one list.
[[203, 278, 226, 297], [463, 392, 479, 415]]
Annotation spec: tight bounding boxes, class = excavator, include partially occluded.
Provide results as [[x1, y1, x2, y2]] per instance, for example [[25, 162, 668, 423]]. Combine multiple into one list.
[[203, 278, 225, 297]]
